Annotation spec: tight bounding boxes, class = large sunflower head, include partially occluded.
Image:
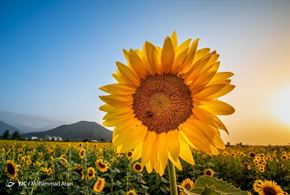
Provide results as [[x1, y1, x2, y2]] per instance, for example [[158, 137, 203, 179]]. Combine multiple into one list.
[[253, 180, 284, 195], [100, 32, 235, 175]]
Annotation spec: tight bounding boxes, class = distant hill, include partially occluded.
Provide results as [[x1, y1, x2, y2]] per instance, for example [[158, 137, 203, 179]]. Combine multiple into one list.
[[22, 121, 112, 141], [0, 110, 64, 132], [0, 121, 22, 134]]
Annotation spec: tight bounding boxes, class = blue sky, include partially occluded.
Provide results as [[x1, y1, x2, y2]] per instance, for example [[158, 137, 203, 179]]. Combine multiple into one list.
[[1, 0, 290, 144]]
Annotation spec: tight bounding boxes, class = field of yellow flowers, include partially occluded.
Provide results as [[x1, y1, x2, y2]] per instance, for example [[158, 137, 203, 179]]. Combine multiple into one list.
[[0, 140, 289, 194]]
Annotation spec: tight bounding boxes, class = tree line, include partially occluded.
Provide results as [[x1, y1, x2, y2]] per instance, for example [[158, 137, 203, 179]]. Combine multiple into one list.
[[1, 129, 22, 140]]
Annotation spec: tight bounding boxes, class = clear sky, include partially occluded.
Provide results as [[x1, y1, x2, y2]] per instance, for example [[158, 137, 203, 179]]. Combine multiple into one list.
[[1, 0, 290, 145]]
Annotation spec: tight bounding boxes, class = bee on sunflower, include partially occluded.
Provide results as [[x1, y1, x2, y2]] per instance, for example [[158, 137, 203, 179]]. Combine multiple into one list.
[[4, 160, 18, 180], [93, 177, 106, 193], [99, 32, 235, 176], [95, 159, 109, 173]]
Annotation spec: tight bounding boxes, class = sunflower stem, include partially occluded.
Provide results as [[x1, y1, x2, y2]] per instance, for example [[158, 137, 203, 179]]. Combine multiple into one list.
[[167, 161, 178, 195]]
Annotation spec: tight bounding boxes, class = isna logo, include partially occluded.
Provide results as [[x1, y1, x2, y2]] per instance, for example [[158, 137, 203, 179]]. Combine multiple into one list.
[[6, 181, 15, 189]]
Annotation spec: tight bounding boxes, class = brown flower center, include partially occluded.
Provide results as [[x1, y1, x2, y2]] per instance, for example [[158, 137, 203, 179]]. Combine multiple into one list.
[[263, 187, 277, 195], [7, 163, 15, 175], [98, 162, 106, 169], [205, 170, 212, 176], [184, 183, 192, 190], [133, 74, 193, 133], [134, 164, 142, 170]]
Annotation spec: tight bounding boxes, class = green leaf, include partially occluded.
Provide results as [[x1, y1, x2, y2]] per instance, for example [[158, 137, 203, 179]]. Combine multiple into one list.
[[179, 176, 248, 195]]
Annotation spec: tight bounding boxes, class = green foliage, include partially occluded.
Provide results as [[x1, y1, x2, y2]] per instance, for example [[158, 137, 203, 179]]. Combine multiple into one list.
[[2, 129, 10, 139], [0, 141, 289, 194], [180, 176, 248, 195], [11, 131, 21, 140]]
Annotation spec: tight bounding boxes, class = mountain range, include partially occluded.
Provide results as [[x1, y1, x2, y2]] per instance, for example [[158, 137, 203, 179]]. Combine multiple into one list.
[[0, 120, 22, 134], [0, 111, 64, 132], [21, 121, 112, 141]]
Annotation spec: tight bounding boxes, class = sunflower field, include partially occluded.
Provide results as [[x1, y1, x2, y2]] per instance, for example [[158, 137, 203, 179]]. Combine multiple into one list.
[[0, 140, 289, 195]]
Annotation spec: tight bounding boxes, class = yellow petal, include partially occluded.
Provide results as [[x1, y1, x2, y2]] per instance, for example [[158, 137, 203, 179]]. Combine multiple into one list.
[[99, 95, 132, 108], [193, 107, 228, 133], [161, 37, 175, 73], [182, 38, 199, 69], [141, 132, 157, 166], [156, 133, 168, 175], [128, 49, 147, 79], [131, 143, 143, 162], [187, 119, 225, 149], [179, 134, 195, 165], [172, 47, 189, 73], [170, 31, 178, 49], [176, 38, 191, 55], [105, 114, 135, 127], [168, 153, 182, 170], [199, 100, 235, 115], [194, 84, 226, 99], [123, 49, 130, 66], [103, 110, 133, 121], [114, 123, 147, 153], [179, 123, 213, 154], [116, 62, 140, 87], [183, 51, 215, 82], [99, 104, 114, 112], [190, 62, 220, 88], [99, 83, 134, 95], [144, 42, 159, 74], [210, 72, 234, 84], [208, 84, 235, 98], [167, 130, 180, 162], [193, 48, 210, 64]]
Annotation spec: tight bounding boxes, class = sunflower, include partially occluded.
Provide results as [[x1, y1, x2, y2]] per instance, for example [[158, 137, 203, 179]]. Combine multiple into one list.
[[253, 180, 264, 192], [204, 168, 215, 177], [126, 189, 137, 195], [258, 166, 265, 173], [127, 151, 133, 159], [47, 167, 53, 176], [93, 177, 106, 193], [75, 164, 85, 180], [4, 160, 18, 179], [281, 154, 288, 160], [254, 180, 284, 195], [86, 167, 96, 180], [249, 152, 256, 158], [99, 32, 234, 175], [95, 159, 109, 173], [179, 178, 194, 195], [221, 151, 229, 156], [79, 148, 86, 159], [132, 162, 143, 173]]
